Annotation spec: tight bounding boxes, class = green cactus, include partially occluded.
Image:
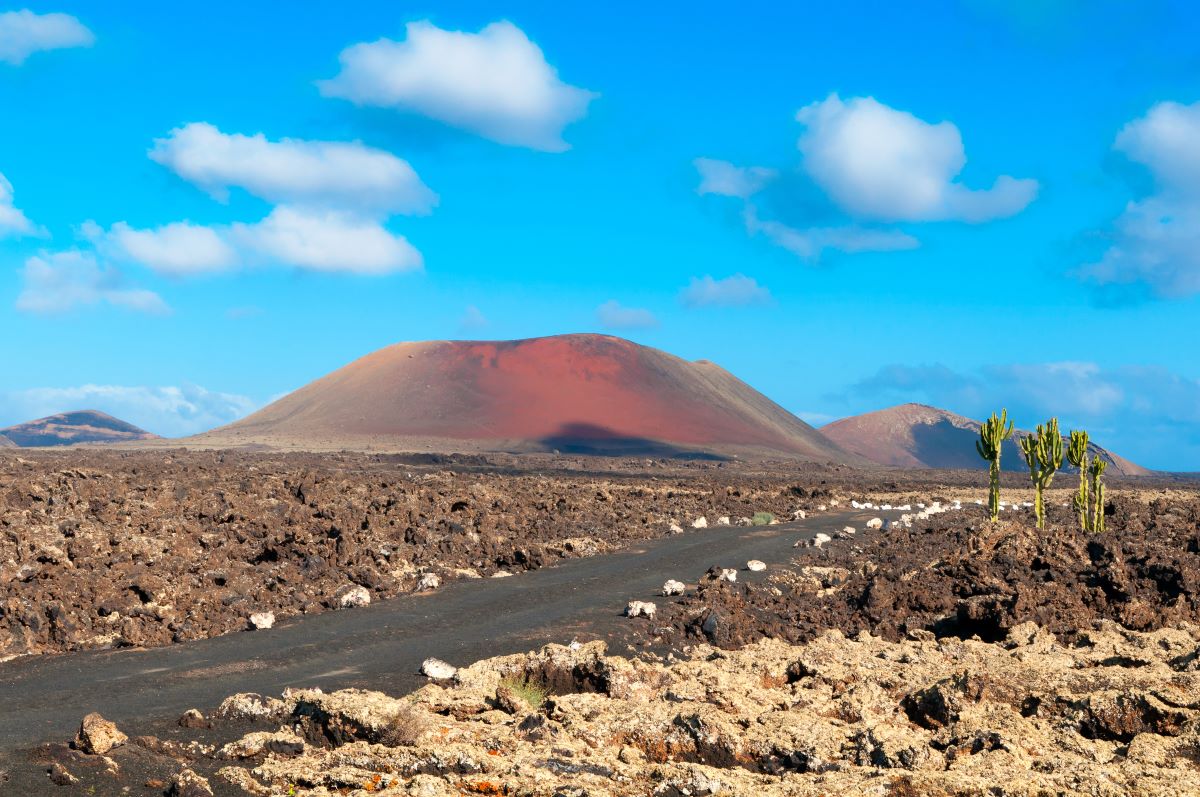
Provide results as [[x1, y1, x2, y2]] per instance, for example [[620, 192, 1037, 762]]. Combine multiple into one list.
[[975, 408, 1014, 522], [1019, 418, 1063, 530], [1067, 429, 1090, 531], [1090, 458, 1108, 533]]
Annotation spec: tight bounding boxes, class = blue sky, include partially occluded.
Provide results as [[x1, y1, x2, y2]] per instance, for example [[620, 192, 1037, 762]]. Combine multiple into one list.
[[1, 1, 1198, 470]]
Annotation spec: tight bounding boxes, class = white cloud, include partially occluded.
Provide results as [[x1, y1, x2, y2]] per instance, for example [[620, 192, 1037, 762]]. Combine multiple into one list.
[[459, 305, 488, 331], [694, 158, 776, 199], [88, 219, 238, 276], [1080, 101, 1200, 298], [149, 122, 436, 214], [744, 207, 918, 260], [0, 171, 38, 236], [233, 205, 422, 275], [796, 94, 1038, 222], [0, 384, 257, 438], [679, 274, 773, 308], [0, 9, 93, 65], [319, 20, 596, 151], [596, 300, 658, 330], [16, 250, 168, 315]]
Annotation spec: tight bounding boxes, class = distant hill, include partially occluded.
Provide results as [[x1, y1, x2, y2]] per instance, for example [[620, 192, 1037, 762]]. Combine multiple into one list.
[[190, 333, 865, 462], [821, 403, 1149, 477], [0, 410, 159, 447], [0, 434, 15, 448]]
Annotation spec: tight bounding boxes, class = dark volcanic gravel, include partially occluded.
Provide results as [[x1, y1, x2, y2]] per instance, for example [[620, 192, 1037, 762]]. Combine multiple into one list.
[[654, 494, 1200, 649], [1, 449, 848, 658]]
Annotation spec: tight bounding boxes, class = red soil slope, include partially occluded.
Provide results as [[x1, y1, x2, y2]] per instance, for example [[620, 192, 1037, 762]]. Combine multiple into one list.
[[201, 334, 860, 461], [0, 410, 158, 448], [822, 403, 1149, 477]]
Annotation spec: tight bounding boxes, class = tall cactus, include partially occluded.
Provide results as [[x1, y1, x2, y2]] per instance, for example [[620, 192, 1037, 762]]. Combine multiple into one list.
[[1090, 458, 1108, 533], [1019, 417, 1063, 530], [1067, 430, 1090, 531], [975, 409, 1014, 522]]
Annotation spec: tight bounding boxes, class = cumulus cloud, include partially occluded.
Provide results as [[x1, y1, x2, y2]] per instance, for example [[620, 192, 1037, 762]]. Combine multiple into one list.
[[596, 300, 658, 330], [0, 9, 93, 65], [149, 122, 437, 214], [796, 94, 1038, 222], [694, 96, 1033, 261], [87, 219, 238, 276], [1079, 101, 1200, 298], [0, 171, 39, 237], [319, 20, 596, 151], [16, 250, 168, 315], [843, 360, 1200, 471], [233, 206, 422, 275], [0, 384, 257, 438], [694, 158, 777, 199], [679, 274, 773, 308]]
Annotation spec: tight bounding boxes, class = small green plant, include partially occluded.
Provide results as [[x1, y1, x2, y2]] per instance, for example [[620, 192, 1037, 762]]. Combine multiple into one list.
[[1019, 417, 1063, 531], [1090, 458, 1108, 533], [1067, 429, 1090, 531], [975, 408, 1015, 522], [752, 511, 775, 526], [499, 676, 550, 709]]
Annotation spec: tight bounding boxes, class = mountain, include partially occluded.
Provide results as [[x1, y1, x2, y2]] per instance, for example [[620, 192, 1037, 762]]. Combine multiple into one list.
[[0, 434, 14, 448], [820, 403, 1149, 477], [193, 333, 863, 461], [0, 410, 159, 448]]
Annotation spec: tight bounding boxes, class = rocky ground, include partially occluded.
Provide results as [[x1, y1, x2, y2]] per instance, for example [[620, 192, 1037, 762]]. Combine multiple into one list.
[[30, 622, 1200, 795], [649, 493, 1200, 650], [5, 449, 1200, 794], [0, 449, 849, 659]]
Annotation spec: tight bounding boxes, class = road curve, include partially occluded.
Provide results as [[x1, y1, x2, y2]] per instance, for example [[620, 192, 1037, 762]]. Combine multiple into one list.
[[0, 510, 861, 758]]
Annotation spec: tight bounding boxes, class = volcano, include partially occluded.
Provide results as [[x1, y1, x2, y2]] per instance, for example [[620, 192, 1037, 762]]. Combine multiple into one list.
[[0, 410, 158, 448], [821, 403, 1148, 476], [194, 334, 860, 461]]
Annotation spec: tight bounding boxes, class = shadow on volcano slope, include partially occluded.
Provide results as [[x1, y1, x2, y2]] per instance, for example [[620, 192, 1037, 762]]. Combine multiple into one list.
[[536, 422, 726, 460]]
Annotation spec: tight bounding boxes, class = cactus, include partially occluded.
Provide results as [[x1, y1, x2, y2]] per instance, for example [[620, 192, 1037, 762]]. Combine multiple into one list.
[[975, 409, 1014, 522], [1090, 458, 1108, 533], [1019, 418, 1063, 530], [1067, 430, 1090, 531]]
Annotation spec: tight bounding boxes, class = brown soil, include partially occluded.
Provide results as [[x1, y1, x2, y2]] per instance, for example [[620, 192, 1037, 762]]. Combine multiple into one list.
[[651, 494, 1200, 650]]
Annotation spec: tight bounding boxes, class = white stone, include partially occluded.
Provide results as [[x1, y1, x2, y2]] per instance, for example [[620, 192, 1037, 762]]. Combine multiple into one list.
[[416, 573, 441, 592], [865, 518, 883, 530], [718, 568, 738, 582], [248, 611, 274, 630], [716, 515, 731, 526], [746, 560, 767, 572], [842, 526, 856, 535], [662, 579, 686, 596], [669, 522, 684, 534], [625, 600, 657, 619], [817, 504, 828, 512], [337, 585, 371, 609], [792, 509, 806, 520], [692, 516, 708, 529], [421, 657, 457, 680]]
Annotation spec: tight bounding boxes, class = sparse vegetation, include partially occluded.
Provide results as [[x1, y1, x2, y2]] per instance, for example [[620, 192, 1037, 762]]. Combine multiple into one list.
[[1019, 418, 1064, 530], [377, 704, 426, 747], [1067, 429, 1090, 531], [975, 408, 1014, 521], [499, 676, 550, 709], [1090, 458, 1108, 533], [752, 511, 775, 526]]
